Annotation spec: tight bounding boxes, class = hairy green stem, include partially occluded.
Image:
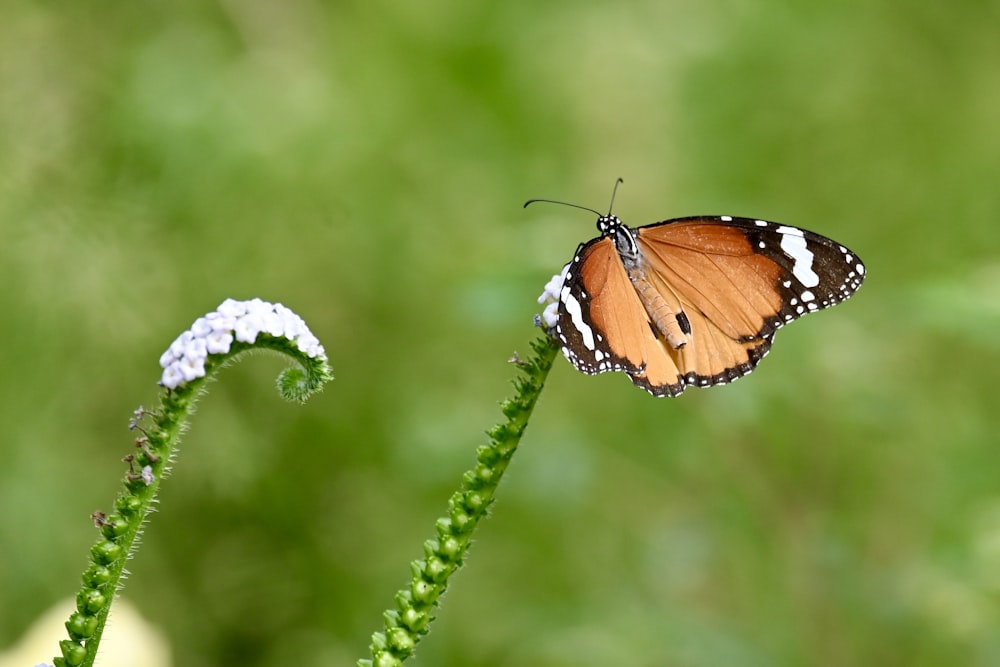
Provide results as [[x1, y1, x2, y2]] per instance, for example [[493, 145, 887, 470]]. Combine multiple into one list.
[[359, 334, 559, 667]]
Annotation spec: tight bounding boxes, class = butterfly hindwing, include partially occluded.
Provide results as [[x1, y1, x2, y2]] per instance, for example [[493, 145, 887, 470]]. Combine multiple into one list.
[[556, 238, 658, 377]]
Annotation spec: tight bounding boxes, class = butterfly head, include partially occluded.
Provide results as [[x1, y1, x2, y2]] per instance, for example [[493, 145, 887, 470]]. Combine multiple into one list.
[[596, 214, 622, 235], [597, 214, 639, 260]]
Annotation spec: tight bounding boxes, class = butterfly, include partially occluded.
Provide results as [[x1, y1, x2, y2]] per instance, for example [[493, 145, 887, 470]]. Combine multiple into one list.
[[529, 181, 865, 397]]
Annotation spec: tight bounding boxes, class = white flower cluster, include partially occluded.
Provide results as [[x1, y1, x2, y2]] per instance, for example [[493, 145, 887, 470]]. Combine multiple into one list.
[[159, 298, 326, 389], [536, 263, 569, 329]]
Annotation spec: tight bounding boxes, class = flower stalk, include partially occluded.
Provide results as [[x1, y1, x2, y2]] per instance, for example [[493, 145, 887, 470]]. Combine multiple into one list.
[[359, 334, 559, 667], [52, 299, 332, 667]]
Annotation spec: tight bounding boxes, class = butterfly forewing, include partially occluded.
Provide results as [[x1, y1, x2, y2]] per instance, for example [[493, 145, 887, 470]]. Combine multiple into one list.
[[553, 213, 865, 397]]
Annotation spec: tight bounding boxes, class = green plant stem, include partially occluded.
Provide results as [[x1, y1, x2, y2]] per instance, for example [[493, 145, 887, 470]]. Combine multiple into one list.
[[359, 334, 560, 667], [53, 335, 331, 667]]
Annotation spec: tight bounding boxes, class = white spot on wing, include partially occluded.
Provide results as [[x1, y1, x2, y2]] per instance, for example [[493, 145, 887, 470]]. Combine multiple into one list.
[[560, 286, 596, 351], [776, 225, 820, 288]]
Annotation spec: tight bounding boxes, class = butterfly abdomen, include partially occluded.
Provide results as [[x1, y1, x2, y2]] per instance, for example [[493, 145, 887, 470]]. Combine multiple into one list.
[[628, 270, 689, 349], [604, 215, 691, 350]]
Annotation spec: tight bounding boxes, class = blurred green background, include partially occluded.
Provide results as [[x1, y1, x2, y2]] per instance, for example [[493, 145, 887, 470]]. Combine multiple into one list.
[[2, 1, 999, 665]]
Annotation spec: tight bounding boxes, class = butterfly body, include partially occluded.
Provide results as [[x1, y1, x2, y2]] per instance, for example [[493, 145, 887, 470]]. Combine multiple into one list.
[[552, 214, 865, 397]]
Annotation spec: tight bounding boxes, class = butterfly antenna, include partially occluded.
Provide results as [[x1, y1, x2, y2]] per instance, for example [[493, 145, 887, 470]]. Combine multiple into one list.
[[607, 177, 624, 215], [523, 198, 602, 216]]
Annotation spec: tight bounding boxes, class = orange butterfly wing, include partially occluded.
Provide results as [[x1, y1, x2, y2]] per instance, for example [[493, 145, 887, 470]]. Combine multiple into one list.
[[556, 238, 686, 395], [637, 216, 864, 341]]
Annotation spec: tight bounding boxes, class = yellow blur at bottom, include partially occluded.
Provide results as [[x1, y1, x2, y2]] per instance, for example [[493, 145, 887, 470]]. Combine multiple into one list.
[[0, 598, 171, 667]]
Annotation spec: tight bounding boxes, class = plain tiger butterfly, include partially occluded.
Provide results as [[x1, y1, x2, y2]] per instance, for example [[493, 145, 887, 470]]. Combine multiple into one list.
[[528, 180, 865, 397]]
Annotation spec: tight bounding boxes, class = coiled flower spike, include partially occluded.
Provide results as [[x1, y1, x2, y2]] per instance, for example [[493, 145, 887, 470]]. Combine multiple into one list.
[[52, 298, 332, 667]]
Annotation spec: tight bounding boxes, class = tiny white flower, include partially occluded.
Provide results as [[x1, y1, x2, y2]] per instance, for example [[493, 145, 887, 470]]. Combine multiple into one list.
[[233, 317, 259, 343], [538, 264, 569, 304], [217, 298, 247, 318], [183, 336, 207, 361], [205, 330, 234, 354], [247, 298, 268, 315], [161, 363, 185, 389], [168, 331, 194, 359], [541, 301, 559, 329], [141, 465, 155, 485], [159, 349, 178, 368], [536, 264, 568, 328], [260, 309, 285, 337], [296, 333, 323, 357], [206, 312, 238, 334], [179, 355, 206, 382], [190, 317, 212, 337]]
